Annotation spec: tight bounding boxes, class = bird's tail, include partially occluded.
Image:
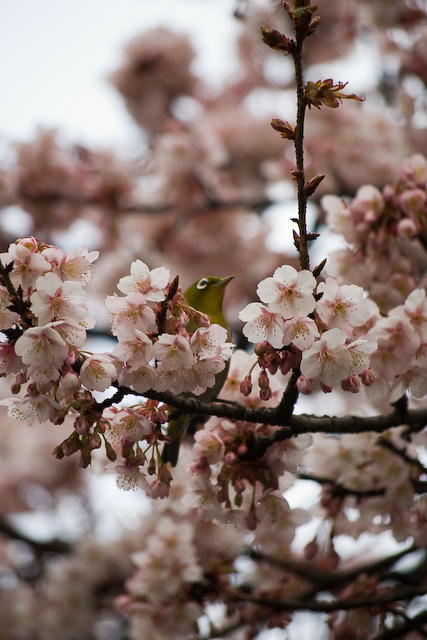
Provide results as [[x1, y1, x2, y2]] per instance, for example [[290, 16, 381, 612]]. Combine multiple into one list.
[[161, 413, 188, 466]]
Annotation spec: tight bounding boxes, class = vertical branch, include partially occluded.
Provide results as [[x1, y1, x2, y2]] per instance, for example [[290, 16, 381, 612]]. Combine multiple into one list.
[[292, 31, 310, 271]]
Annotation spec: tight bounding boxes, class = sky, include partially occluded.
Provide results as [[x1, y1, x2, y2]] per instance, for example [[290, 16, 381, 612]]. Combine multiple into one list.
[[0, 0, 241, 153]]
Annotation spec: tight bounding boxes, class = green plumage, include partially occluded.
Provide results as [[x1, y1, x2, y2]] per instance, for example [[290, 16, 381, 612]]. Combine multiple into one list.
[[161, 275, 233, 466]]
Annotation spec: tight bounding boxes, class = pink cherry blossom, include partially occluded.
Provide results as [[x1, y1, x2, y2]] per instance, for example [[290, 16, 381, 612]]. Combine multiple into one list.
[[30, 272, 87, 324], [152, 333, 194, 370], [190, 324, 231, 359], [257, 265, 316, 319], [1, 242, 51, 294], [0, 343, 22, 374], [390, 288, 427, 340], [193, 429, 225, 463], [120, 363, 155, 394], [346, 336, 378, 375], [52, 318, 88, 348], [300, 328, 352, 386], [117, 259, 170, 302], [113, 325, 153, 368], [110, 462, 151, 492], [369, 315, 420, 378], [316, 277, 371, 333], [14, 324, 69, 370], [106, 407, 153, 447], [57, 246, 99, 283], [80, 354, 118, 391], [282, 316, 320, 350], [106, 291, 156, 334], [182, 358, 225, 395], [239, 302, 285, 348], [152, 364, 184, 394]]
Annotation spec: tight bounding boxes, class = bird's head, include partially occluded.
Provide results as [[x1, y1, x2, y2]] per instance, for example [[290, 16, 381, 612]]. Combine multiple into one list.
[[184, 275, 233, 325]]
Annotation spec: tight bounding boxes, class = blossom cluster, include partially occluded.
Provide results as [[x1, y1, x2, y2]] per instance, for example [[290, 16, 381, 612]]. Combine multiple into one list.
[[323, 154, 427, 312], [239, 264, 376, 396], [0, 239, 233, 496], [107, 259, 233, 398]]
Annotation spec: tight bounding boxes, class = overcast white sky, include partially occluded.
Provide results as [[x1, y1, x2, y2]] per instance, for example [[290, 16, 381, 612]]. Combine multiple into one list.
[[0, 0, 241, 152]]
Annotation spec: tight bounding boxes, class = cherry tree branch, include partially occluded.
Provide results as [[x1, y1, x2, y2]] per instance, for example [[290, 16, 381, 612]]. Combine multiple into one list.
[[140, 387, 427, 443], [232, 582, 427, 612]]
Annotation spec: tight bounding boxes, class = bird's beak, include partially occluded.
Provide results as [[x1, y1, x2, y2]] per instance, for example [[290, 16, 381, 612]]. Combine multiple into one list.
[[220, 276, 234, 286]]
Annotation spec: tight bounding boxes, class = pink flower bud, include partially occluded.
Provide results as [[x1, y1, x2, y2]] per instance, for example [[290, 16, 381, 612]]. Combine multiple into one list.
[[254, 340, 269, 357], [224, 452, 237, 465], [320, 381, 333, 393], [74, 415, 90, 435], [234, 493, 243, 508], [260, 387, 272, 401], [258, 369, 270, 389], [90, 432, 102, 450], [104, 440, 117, 462], [237, 443, 248, 457], [397, 218, 418, 239], [15, 371, 28, 385], [296, 374, 313, 395], [360, 369, 375, 386], [63, 434, 81, 457], [240, 375, 253, 396], [147, 458, 156, 475], [159, 463, 173, 484], [341, 374, 360, 394], [304, 539, 318, 561], [27, 383, 39, 397]]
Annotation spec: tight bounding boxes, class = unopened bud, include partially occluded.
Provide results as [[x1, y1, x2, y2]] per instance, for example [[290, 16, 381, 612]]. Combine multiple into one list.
[[240, 375, 253, 397], [260, 25, 294, 53], [147, 458, 156, 475], [341, 374, 360, 394], [260, 387, 272, 401], [254, 340, 269, 357], [234, 493, 243, 508], [320, 381, 333, 393], [104, 439, 117, 462], [296, 374, 313, 395], [224, 452, 237, 465], [270, 118, 295, 140], [360, 369, 375, 386], [258, 370, 270, 390]]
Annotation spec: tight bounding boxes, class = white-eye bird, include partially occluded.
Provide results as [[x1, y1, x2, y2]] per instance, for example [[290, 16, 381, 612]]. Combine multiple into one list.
[[161, 275, 233, 466]]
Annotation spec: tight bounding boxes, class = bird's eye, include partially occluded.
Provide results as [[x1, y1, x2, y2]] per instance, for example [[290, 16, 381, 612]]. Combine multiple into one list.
[[196, 278, 209, 290]]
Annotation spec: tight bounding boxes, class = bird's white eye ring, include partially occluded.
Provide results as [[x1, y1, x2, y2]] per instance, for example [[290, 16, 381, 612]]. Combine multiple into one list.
[[196, 277, 209, 290]]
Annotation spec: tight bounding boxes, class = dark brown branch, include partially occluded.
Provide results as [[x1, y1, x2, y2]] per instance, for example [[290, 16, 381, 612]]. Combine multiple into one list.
[[248, 544, 421, 590], [139, 387, 427, 446], [232, 583, 427, 613], [372, 610, 427, 640], [292, 30, 310, 271]]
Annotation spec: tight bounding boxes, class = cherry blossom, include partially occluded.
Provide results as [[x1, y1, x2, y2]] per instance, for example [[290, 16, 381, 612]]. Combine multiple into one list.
[[113, 325, 153, 368], [300, 328, 353, 387], [282, 315, 320, 350], [257, 265, 316, 319], [30, 272, 88, 324], [0, 240, 51, 294], [80, 354, 118, 392], [239, 302, 285, 348], [316, 277, 371, 334], [14, 324, 69, 371], [152, 332, 194, 370], [106, 291, 156, 334], [117, 259, 170, 302]]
